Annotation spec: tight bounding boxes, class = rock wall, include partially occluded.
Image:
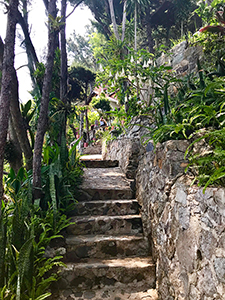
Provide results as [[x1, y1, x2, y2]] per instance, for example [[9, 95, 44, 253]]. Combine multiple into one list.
[[103, 137, 142, 179], [158, 41, 202, 77], [136, 140, 225, 299], [103, 116, 149, 179], [105, 138, 225, 299]]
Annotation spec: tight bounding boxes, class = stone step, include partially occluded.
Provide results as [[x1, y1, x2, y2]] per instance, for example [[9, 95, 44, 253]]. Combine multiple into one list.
[[81, 159, 119, 168], [54, 257, 156, 292], [50, 287, 158, 300], [67, 215, 143, 235], [64, 234, 149, 261], [68, 199, 140, 216], [78, 188, 134, 201], [78, 168, 134, 201]]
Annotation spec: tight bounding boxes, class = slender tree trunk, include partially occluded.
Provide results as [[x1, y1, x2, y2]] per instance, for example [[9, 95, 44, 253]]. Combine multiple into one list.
[[59, 0, 68, 144], [79, 111, 84, 154], [32, 0, 58, 200], [60, 0, 68, 103], [121, 0, 127, 42], [134, 2, 137, 51], [85, 108, 90, 143], [0, 0, 19, 204], [181, 20, 184, 39], [108, 0, 120, 40], [0, 37, 3, 70], [85, 84, 90, 143]]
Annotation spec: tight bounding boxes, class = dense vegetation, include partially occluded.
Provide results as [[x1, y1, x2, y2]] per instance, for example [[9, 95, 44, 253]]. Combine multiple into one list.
[[0, 0, 225, 298]]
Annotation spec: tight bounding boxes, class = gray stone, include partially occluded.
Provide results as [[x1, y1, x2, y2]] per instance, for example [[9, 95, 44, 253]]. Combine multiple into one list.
[[175, 188, 187, 205], [177, 231, 195, 273], [146, 142, 154, 152], [63, 290, 72, 297], [197, 265, 217, 296], [83, 291, 96, 299], [178, 207, 190, 230], [200, 230, 217, 259], [214, 258, 225, 283], [74, 292, 83, 297], [207, 207, 221, 225]]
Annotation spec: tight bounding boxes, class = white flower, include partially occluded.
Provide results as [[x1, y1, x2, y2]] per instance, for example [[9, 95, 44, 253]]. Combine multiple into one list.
[[147, 59, 153, 66], [99, 64, 103, 71], [121, 68, 125, 76]]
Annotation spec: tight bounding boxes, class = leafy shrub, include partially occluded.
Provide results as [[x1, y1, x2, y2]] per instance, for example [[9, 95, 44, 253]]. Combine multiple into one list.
[[0, 170, 70, 300]]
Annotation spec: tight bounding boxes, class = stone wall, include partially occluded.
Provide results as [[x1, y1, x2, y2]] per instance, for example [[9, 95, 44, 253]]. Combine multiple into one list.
[[135, 140, 225, 299], [103, 137, 142, 179], [102, 116, 149, 179], [105, 137, 225, 299], [158, 41, 202, 77]]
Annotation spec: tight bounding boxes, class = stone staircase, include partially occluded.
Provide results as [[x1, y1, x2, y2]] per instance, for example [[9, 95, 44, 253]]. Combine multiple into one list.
[[51, 157, 157, 300]]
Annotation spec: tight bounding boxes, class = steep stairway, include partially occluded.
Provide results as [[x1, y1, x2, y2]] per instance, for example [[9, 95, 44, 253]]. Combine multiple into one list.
[[51, 157, 157, 300]]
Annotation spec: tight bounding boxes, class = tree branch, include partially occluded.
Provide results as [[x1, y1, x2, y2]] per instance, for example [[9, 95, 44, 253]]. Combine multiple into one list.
[[66, 0, 83, 19], [16, 9, 39, 67]]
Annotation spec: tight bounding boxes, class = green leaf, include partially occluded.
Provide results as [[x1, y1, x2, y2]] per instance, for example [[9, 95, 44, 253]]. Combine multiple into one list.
[[34, 293, 51, 300]]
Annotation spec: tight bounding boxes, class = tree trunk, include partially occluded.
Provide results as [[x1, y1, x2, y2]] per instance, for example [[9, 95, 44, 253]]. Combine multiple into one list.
[[85, 84, 90, 143], [32, 0, 58, 201], [121, 0, 127, 42], [108, 0, 120, 40], [134, 2, 137, 51], [1, 33, 33, 171], [0, 0, 19, 204], [10, 70, 33, 170], [0, 37, 3, 69], [58, 0, 68, 144], [8, 117, 23, 173], [79, 111, 84, 154], [60, 0, 68, 103], [85, 108, 90, 143]]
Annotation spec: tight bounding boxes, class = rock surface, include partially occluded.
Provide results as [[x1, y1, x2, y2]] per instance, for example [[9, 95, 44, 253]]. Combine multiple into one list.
[[135, 140, 225, 300]]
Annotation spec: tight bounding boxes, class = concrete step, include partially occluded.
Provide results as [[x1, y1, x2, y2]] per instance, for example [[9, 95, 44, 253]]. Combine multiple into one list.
[[81, 160, 119, 168], [78, 168, 134, 201], [67, 215, 143, 235], [53, 257, 156, 291], [64, 234, 149, 261], [68, 199, 140, 216], [50, 287, 158, 300]]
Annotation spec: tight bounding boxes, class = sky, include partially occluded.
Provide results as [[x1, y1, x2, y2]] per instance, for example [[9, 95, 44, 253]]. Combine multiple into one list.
[[0, 1, 93, 102]]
